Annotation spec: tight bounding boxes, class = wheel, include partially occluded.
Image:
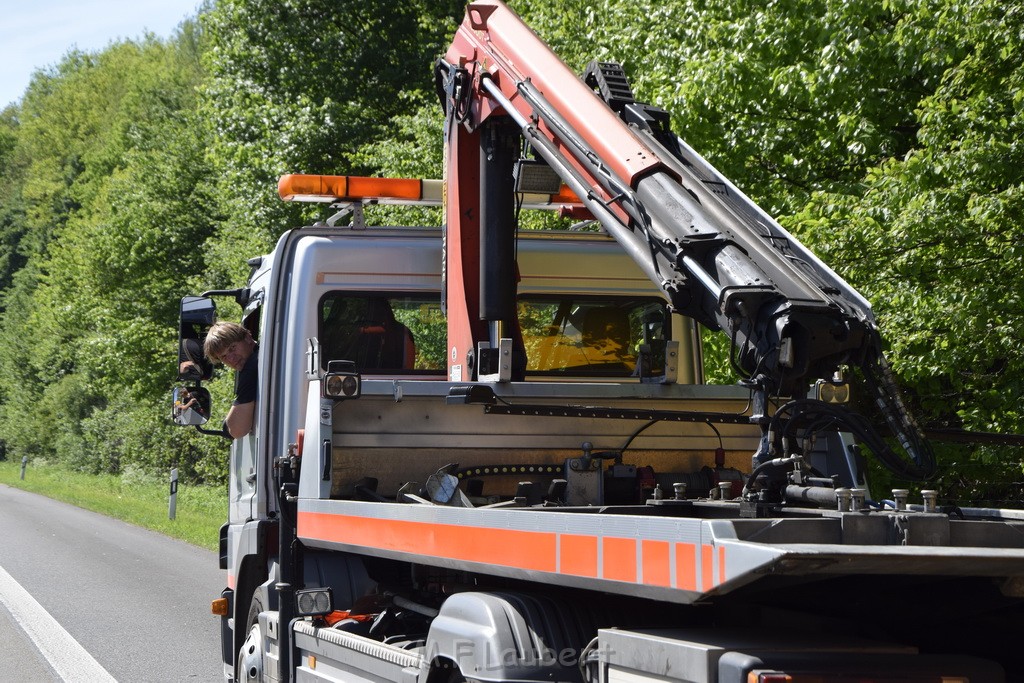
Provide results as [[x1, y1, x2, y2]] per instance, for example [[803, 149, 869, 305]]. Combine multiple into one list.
[[236, 593, 264, 682]]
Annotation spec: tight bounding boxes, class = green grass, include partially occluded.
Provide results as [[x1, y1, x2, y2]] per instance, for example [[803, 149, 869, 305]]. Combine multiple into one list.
[[0, 460, 225, 551]]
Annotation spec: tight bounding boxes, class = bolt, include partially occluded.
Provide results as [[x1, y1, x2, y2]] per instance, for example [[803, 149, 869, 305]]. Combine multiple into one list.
[[673, 482, 687, 500], [850, 488, 867, 511], [922, 490, 938, 513], [718, 481, 732, 501], [892, 489, 909, 511]]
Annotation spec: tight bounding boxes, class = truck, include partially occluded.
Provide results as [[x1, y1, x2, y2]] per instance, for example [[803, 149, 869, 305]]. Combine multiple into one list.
[[173, 1, 1024, 681]]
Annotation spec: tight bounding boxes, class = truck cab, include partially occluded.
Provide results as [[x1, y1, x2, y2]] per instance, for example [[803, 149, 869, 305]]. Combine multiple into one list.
[[186, 220, 780, 680]]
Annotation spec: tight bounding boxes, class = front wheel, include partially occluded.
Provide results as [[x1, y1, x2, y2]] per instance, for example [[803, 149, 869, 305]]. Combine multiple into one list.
[[236, 594, 264, 682]]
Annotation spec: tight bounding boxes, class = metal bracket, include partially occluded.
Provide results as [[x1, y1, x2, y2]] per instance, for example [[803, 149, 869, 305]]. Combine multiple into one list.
[[324, 202, 366, 229], [477, 338, 513, 383], [306, 337, 321, 379], [565, 456, 603, 506]]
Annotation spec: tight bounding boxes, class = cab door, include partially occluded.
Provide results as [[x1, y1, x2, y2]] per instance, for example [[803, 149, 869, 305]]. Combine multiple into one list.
[[228, 304, 262, 524]]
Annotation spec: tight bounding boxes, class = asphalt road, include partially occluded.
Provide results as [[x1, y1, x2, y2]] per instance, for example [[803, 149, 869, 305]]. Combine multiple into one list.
[[0, 484, 226, 682]]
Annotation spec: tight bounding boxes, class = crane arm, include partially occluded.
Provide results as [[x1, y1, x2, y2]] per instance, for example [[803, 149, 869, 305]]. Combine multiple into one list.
[[437, 0, 934, 479]]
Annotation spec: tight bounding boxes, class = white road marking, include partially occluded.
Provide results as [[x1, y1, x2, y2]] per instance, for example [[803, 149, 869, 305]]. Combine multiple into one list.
[[0, 564, 116, 682]]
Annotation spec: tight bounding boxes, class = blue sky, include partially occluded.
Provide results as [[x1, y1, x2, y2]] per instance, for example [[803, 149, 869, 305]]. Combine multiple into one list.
[[1, 0, 202, 108]]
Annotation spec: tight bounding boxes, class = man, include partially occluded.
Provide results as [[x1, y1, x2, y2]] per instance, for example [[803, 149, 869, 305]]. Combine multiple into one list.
[[203, 321, 258, 438]]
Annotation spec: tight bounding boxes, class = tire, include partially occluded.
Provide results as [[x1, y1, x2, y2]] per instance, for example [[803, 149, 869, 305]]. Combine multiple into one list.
[[236, 593, 264, 682]]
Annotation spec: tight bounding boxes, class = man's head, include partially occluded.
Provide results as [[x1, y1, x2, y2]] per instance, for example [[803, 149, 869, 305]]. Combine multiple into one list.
[[204, 322, 256, 371]]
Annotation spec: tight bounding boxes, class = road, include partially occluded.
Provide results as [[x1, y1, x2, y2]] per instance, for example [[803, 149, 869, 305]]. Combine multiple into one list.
[[0, 484, 226, 682]]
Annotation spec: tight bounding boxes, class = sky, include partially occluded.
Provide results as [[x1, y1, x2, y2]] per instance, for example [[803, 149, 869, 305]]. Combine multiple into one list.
[[0, 0, 203, 108]]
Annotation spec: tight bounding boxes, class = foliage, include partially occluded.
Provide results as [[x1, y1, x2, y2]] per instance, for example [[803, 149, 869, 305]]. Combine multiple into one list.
[[513, 0, 1023, 476], [198, 0, 463, 282], [0, 23, 222, 481], [789, 0, 1024, 438], [0, 0, 1019, 499]]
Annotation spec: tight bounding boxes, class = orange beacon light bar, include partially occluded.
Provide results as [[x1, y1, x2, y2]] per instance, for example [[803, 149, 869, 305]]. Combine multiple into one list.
[[278, 174, 435, 204], [278, 173, 584, 211]]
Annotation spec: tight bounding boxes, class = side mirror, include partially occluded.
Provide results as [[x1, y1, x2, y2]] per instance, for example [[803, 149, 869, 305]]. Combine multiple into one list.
[[172, 386, 212, 426], [179, 296, 217, 381]]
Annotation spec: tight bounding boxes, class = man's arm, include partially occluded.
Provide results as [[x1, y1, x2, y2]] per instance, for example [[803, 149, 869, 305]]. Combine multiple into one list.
[[225, 401, 255, 439], [227, 347, 259, 438]]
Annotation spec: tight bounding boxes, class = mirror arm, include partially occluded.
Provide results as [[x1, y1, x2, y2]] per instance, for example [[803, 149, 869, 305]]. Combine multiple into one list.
[[195, 424, 233, 439], [201, 288, 249, 307]]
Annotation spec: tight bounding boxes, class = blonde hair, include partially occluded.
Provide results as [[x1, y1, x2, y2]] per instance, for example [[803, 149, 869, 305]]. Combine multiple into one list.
[[203, 322, 250, 362]]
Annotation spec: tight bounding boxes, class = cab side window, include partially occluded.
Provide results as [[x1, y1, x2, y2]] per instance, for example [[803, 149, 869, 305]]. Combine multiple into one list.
[[319, 293, 445, 373]]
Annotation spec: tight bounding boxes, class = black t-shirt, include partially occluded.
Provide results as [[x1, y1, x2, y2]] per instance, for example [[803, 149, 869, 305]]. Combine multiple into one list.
[[234, 348, 258, 406]]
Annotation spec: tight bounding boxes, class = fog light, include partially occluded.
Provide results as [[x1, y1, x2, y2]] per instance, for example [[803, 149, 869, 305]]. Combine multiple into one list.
[[295, 588, 333, 617]]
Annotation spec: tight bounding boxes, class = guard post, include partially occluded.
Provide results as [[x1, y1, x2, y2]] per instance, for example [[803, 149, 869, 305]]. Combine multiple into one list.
[[169, 467, 178, 520]]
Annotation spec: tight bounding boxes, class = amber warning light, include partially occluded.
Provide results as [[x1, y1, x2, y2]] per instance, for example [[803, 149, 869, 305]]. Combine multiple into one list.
[[277, 174, 435, 204], [277, 173, 584, 211]]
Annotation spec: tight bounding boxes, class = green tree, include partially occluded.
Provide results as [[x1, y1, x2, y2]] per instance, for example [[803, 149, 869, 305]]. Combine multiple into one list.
[[199, 0, 463, 283], [0, 23, 223, 478], [0, 0, 1019, 494], [512, 0, 1022, 485], [0, 106, 28, 299], [790, 0, 1024, 439]]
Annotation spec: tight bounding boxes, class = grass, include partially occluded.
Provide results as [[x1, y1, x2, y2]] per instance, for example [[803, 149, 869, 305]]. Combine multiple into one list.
[[0, 460, 225, 551]]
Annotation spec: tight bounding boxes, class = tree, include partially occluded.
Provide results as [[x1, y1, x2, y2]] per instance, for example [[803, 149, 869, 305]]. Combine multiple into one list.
[[0, 0, 1019, 492], [790, 0, 1024, 439], [0, 23, 222, 477], [199, 0, 464, 284], [512, 0, 1023, 486]]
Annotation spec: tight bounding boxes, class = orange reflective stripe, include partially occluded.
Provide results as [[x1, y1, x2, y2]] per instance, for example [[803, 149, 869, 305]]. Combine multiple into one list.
[[676, 543, 698, 590], [701, 544, 715, 591], [300, 511, 556, 572], [299, 510, 717, 593], [560, 534, 598, 577], [603, 537, 637, 582], [641, 540, 671, 587]]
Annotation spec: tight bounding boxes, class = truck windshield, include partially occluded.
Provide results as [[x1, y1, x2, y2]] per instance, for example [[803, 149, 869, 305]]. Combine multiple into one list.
[[318, 293, 670, 378]]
